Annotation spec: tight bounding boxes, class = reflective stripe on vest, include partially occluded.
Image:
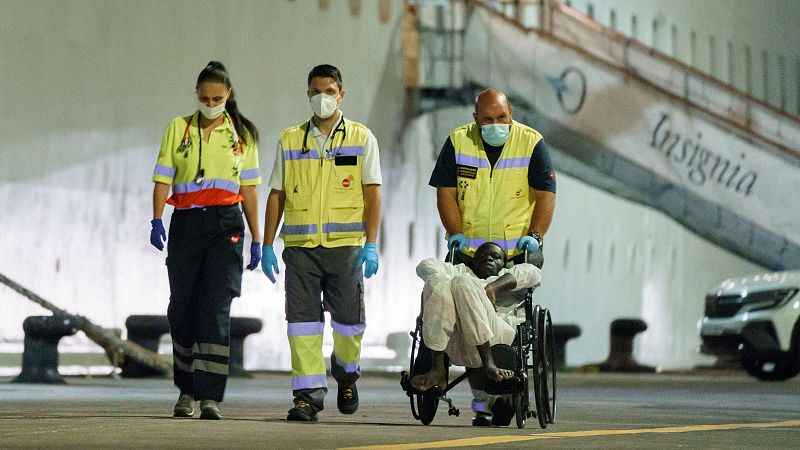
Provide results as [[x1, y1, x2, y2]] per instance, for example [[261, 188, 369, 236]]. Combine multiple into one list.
[[451, 120, 542, 258], [279, 118, 370, 248]]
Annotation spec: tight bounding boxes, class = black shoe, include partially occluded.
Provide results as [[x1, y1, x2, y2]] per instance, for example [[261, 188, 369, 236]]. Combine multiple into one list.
[[472, 413, 493, 427], [491, 396, 513, 426], [337, 383, 359, 414], [287, 399, 317, 422], [199, 400, 222, 420]]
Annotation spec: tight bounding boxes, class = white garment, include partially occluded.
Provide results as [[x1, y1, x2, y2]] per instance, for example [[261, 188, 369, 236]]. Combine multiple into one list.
[[268, 111, 382, 190], [416, 259, 542, 368]]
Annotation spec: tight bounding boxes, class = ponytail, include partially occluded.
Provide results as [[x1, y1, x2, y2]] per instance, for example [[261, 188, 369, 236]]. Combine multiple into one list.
[[196, 61, 259, 145]]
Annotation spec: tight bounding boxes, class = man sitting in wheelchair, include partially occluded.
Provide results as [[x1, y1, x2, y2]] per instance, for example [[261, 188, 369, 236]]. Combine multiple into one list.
[[410, 241, 541, 393]]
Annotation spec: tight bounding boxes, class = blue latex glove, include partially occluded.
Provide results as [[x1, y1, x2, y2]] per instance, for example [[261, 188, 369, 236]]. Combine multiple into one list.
[[247, 241, 262, 270], [358, 242, 379, 278], [447, 233, 466, 252], [516, 235, 540, 254], [261, 245, 279, 283], [150, 219, 166, 251]]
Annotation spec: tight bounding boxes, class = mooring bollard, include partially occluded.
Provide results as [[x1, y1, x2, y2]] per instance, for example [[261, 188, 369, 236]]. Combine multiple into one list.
[[386, 332, 411, 365], [13, 315, 78, 384], [229, 317, 263, 378], [599, 318, 655, 373], [552, 324, 581, 371], [120, 315, 171, 377]]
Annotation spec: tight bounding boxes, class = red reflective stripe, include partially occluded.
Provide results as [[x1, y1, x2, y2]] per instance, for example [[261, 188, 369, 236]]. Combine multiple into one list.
[[167, 188, 242, 208]]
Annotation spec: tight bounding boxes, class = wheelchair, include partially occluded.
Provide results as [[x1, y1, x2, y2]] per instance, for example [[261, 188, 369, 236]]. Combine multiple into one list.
[[399, 247, 556, 429]]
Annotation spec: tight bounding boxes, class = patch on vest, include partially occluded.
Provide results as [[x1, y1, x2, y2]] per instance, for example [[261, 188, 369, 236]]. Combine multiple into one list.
[[335, 155, 358, 166], [456, 164, 478, 179]]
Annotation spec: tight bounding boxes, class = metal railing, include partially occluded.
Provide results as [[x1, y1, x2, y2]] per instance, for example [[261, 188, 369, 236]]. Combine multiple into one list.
[[542, 0, 800, 160], [412, 0, 800, 160]]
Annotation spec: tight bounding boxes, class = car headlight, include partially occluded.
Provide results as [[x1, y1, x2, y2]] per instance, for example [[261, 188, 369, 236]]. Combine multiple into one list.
[[744, 288, 798, 312]]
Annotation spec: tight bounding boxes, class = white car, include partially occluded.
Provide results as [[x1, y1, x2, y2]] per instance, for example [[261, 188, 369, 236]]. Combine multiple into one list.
[[699, 270, 800, 381]]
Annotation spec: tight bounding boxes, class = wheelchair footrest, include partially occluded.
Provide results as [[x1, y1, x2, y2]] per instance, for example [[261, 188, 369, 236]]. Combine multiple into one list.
[[485, 375, 523, 395]]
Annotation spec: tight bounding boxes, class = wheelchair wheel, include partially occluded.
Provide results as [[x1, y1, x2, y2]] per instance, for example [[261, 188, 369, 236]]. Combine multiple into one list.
[[513, 326, 530, 429], [514, 361, 530, 428], [531, 306, 548, 428], [410, 343, 445, 425], [538, 308, 557, 424]]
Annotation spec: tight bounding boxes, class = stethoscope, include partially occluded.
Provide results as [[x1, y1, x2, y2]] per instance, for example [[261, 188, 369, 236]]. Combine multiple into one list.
[[177, 111, 241, 184], [300, 115, 347, 158]]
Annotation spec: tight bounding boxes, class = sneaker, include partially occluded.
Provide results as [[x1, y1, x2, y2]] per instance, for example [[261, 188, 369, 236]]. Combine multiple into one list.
[[337, 384, 359, 414], [199, 400, 222, 420], [287, 399, 317, 422], [472, 413, 493, 427], [173, 394, 195, 418]]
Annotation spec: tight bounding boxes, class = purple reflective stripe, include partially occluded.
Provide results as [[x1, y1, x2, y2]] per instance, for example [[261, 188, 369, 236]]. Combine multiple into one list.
[[333, 146, 364, 157], [331, 356, 360, 374], [172, 178, 240, 195], [465, 237, 487, 249], [153, 165, 176, 178], [455, 154, 489, 169], [495, 157, 530, 169], [322, 222, 365, 233], [284, 149, 320, 160], [331, 321, 366, 337], [465, 237, 517, 251], [292, 374, 328, 390], [281, 223, 317, 235], [287, 322, 324, 337], [240, 168, 260, 180], [471, 399, 490, 413]]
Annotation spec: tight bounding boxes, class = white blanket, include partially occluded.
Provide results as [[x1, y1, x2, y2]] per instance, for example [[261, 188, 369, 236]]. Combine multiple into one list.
[[416, 259, 542, 368]]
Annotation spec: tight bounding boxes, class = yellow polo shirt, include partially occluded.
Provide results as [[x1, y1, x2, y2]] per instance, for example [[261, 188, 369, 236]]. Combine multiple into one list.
[[153, 112, 260, 209]]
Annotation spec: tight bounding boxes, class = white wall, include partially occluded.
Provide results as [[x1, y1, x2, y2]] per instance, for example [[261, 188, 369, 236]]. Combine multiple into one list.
[[563, 0, 800, 114], [0, 0, 779, 372], [0, 0, 404, 369]]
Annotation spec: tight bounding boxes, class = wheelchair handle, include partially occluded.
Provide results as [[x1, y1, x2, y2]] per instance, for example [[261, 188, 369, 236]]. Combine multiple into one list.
[[447, 243, 457, 263]]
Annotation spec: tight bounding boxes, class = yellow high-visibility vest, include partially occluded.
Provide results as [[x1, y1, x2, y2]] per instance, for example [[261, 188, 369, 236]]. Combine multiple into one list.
[[451, 120, 543, 257], [279, 117, 370, 248]]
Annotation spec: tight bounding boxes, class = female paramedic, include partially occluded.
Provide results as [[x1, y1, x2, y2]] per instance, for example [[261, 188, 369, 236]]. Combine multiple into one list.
[[149, 61, 262, 420]]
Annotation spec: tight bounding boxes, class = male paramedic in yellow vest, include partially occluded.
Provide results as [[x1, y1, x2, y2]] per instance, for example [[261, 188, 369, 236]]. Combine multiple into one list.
[[429, 88, 556, 426], [261, 64, 382, 422]]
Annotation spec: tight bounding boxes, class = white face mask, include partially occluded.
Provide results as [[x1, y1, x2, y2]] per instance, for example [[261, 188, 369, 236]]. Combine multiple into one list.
[[310, 93, 339, 119], [198, 99, 227, 120]]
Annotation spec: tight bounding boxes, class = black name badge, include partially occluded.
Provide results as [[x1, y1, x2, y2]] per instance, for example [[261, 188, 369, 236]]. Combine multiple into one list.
[[335, 155, 358, 166], [456, 164, 478, 179]]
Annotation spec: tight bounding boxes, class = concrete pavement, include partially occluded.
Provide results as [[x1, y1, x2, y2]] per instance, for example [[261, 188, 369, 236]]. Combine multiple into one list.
[[1, 370, 798, 448]]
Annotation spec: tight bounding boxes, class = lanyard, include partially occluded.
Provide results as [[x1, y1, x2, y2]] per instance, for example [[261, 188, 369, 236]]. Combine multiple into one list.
[[195, 112, 206, 184]]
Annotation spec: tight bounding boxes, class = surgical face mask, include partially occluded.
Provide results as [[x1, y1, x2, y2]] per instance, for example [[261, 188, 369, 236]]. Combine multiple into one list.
[[198, 99, 226, 120], [310, 93, 339, 119], [481, 123, 511, 147]]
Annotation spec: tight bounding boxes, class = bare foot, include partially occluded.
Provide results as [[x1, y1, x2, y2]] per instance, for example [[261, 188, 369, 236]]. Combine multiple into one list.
[[410, 370, 447, 392], [485, 365, 515, 382]]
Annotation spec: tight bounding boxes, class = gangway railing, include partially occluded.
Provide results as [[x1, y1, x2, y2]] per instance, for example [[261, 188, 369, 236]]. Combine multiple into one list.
[[544, 1, 799, 160], [471, 0, 800, 161]]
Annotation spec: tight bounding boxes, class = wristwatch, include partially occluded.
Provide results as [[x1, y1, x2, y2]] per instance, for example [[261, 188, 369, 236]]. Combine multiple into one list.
[[528, 231, 543, 250]]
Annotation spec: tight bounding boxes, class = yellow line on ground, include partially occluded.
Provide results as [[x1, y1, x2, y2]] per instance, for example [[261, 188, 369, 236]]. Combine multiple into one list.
[[340, 419, 800, 450]]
